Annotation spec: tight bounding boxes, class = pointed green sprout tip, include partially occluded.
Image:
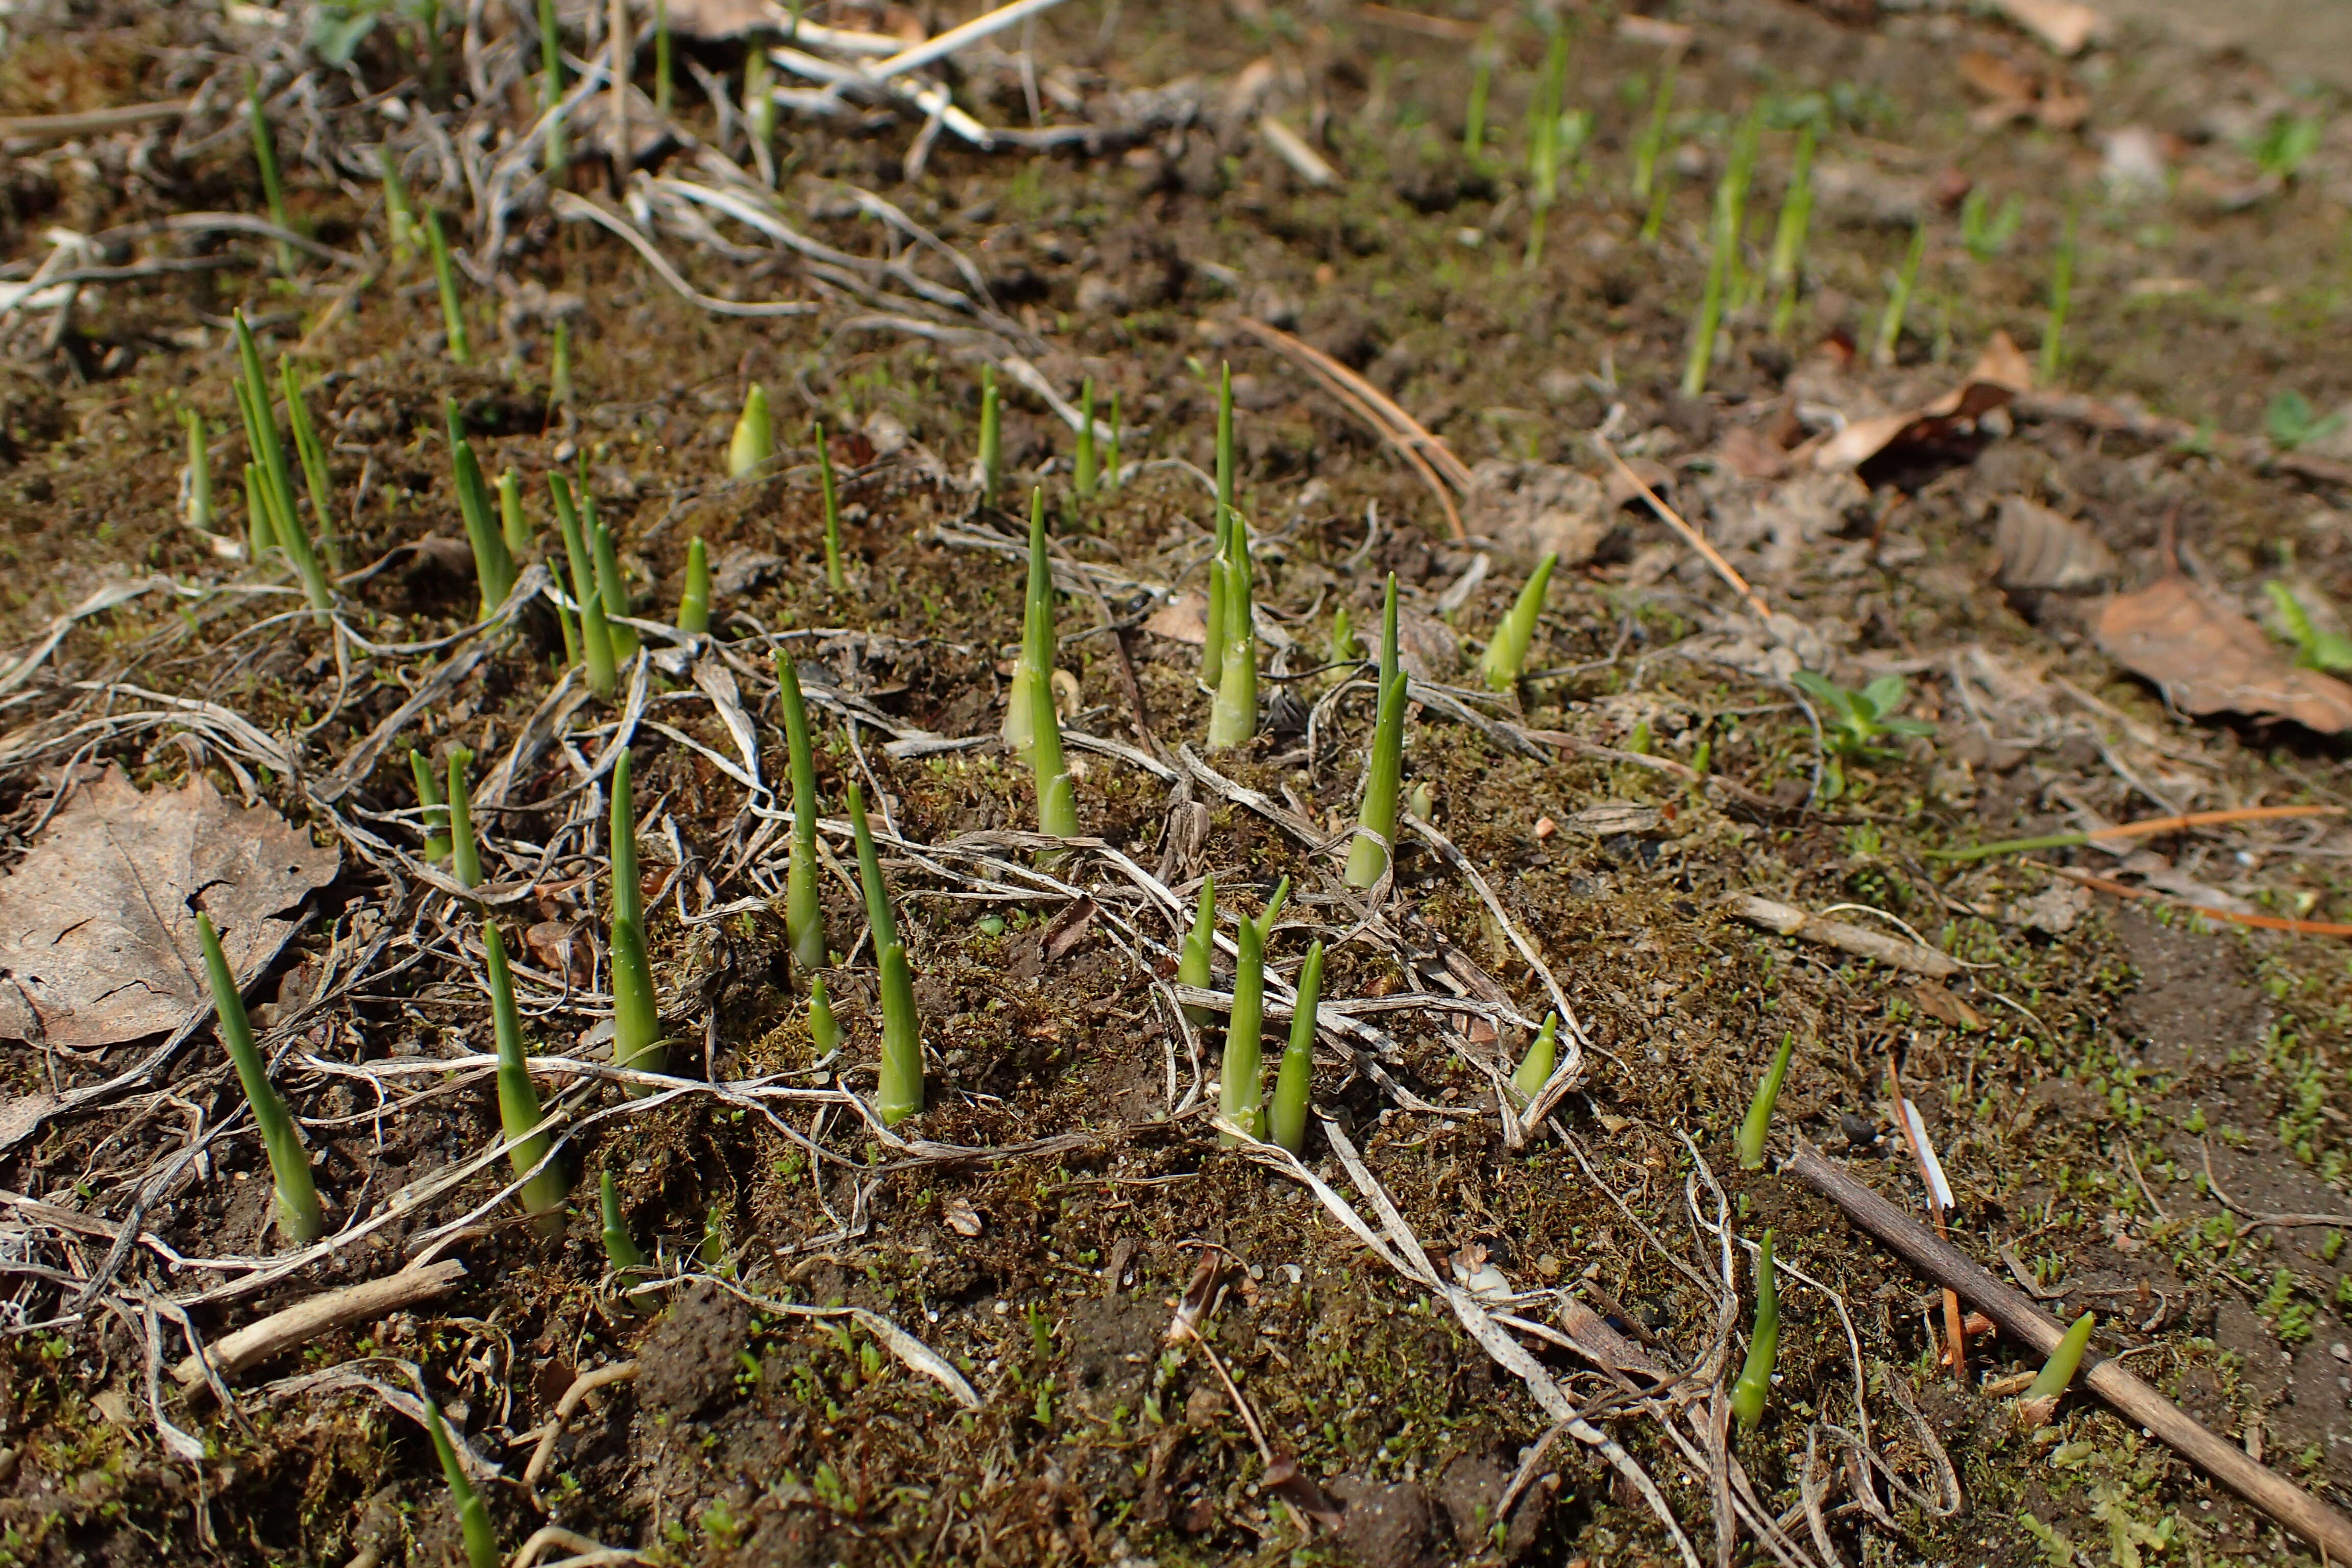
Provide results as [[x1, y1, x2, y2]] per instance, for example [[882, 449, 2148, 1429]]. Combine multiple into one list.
[[246, 84, 293, 272], [378, 144, 415, 263], [1329, 604, 1360, 665], [1002, 488, 1048, 757], [846, 782, 901, 956], [728, 383, 773, 478], [1345, 667, 1408, 889], [1200, 510, 1229, 692], [1463, 50, 1490, 163], [774, 651, 827, 973], [1215, 361, 1235, 516], [1217, 877, 1289, 1144], [1513, 1014, 1559, 1104], [1015, 492, 1077, 841], [1872, 221, 1928, 369], [599, 1168, 644, 1270], [551, 472, 615, 698], [484, 923, 566, 1233], [231, 317, 331, 619], [815, 421, 847, 591], [1207, 518, 1257, 748], [1738, 1032, 1797, 1170], [2042, 200, 2078, 385], [279, 357, 340, 573], [876, 940, 923, 1125], [197, 912, 322, 1244], [1481, 552, 1557, 690], [1378, 571, 1399, 691], [422, 207, 470, 364], [410, 749, 452, 861], [677, 537, 711, 635], [610, 749, 663, 1088], [423, 1398, 500, 1568], [589, 511, 638, 660], [446, 399, 512, 618], [1768, 123, 1819, 341], [183, 408, 213, 534], [1074, 377, 1097, 500], [2025, 1311, 2096, 1405], [611, 748, 641, 935], [1178, 872, 1217, 1027], [550, 318, 573, 406], [446, 748, 480, 892], [1731, 1230, 1779, 1432], [808, 973, 841, 1055], [242, 462, 275, 562], [1269, 939, 1325, 1154], [497, 468, 530, 561]]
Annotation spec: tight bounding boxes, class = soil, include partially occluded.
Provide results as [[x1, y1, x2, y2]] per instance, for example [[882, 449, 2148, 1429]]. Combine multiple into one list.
[[3, 0, 2352, 1565]]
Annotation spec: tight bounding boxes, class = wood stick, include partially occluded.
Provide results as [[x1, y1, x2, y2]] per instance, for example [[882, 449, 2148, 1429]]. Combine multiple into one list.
[[174, 1259, 465, 1390], [0, 101, 189, 144], [1725, 894, 1961, 977], [1787, 1141, 2352, 1563]]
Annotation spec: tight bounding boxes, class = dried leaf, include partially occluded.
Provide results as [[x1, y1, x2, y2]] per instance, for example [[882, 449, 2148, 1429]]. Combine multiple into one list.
[[1717, 425, 1793, 481], [1143, 592, 1208, 645], [1814, 332, 2032, 472], [0, 770, 339, 1048], [1994, 497, 2117, 590], [1957, 49, 2037, 104], [1992, 0, 2103, 55], [2095, 577, 2352, 732], [1907, 983, 1984, 1030], [944, 1198, 984, 1237]]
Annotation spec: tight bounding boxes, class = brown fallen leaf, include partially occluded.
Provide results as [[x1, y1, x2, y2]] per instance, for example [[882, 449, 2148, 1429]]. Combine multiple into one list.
[[1814, 331, 2032, 473], [1993, 496, 2117, 591], [1957, 49, 2037, 105], [2097, 577, 2352, 733], [525, 920, 594, 988], [1143, 592, 1208, 645], [0, 769, 340, 1048], [1717, 424, 1793, 481], [1992, 0, 2104, 55], [1908, 983, 1984, 1030]]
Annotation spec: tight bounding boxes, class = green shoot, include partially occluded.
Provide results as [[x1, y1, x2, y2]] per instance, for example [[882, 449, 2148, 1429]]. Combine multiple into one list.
[[1345, 576, 1406, 889], [728, 383, 772, 477], [2266, 581, 2352, 671], [1790, 670, 1933, 799], [807, 973, 841, 1054], [977, 366, 1001, 504], [378, 145, 416, 264], [484, 923, 567, 1234], [846, 780, 901, 957], [242, 462, 275, 563], [1462, 47, 1490, 165], [2040, 200, 2077, 386], [550, 318, 573, 406], [231, 313, 332, 620], [1214, 359, 1236, 516], [1524, 31, 1570, 270], [1511, 1013, 1558, 1104], [677, 537, 710, 635], [609, 748, 664, 1088], [1730, 1230, 1778, 1431], [537, 0, 565, 170], [1178, 872, 1216, 1027], [1958, 187, 2024, 262], [773, 651, 828, 973], [2265, 391, 2347, 452], [816, 421, 847, 591], [1872, 221, 1927, 369], [422, 1398, 499, 1568], [1017, 493, 1079, 841], [2249, 113, 2322, 182], [183, 409, 214, 534], [1207, 519, 1257, 748], [1268, 939, 1324, 1154], [411, 749, 452, 861], [698, 1203, 732, 1275], [1106, 391, 1122, 490], [1203, 363, 1235, 690], [422, 207, 471, 364], [1682, 234, 1730, 398], [550, 472, 616, 699], [848, 783, 921, 1124], [1634, 66, 1678, 244], [446, 747, 480, 891], [589, 509, 638, 660], [446, 399, 515, 618], [246, 84, 295, 273], [1736, 1031, 1795, 1170], [1074, 378, 1097, 500], [599, 1168, 645, 1269], [1481, 552, 1557, 690], [2023, 1311, 2095, 1410], [1329, 604, 1361, 664], [278, 359, 341, 572], [745, 46, 776, 164], [497, 468, 530, 561], [1717, 108, 1764, 307], [198, 912, 323, 1244], [653, 0, 672, 115], [1767, 122, 1817, 339], [1218, 878, 1289, 1144]]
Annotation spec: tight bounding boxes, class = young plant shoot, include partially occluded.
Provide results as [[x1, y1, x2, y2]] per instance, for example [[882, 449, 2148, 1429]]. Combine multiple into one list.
[[246, 84, 295, 273], [550, 471, 616, 699], [1767, 122, 1818, 339], [423, 1398, 500, 1568], [1106, 391, 1123, 491], [1633, 65, 1678, 243], [1731, 1230, 1779, 1431], [1345, 576, 1407, 889], [728, 383, 772, 477], [1207, 514, 1257, 747], [609, 748, 664, 1088], [1268, 938, 1324, 1154], [1737, 1032, 1796, 1169], [279, 360, 341, 572], [1217, 878, 1289, 1143], [977, 365, 1001, 503], [198, 913, 323, 1244], [182, 408, 214, 536], [816, 421, 848, 591], [484, 923, 567, 1233], [2020, 1311, 2096, 1422], [1178, 872, 1216, 1027], [1524, 31, 1570, 270], [446, 399, 514, 618], [2042, 200, 2078, 385], [411, 749, 452, 861], [231, 312, 332, 620], [589, 505, 638, 660], [1074, 378, 1098, 500], [422, 207, 471, 364], [599, 1168, 645, 1270], [773, 651, 828, 972], [1016, 494, 1080, 842], [807, 973, 841, 1055], [677, 537, 711, 635], [1512, 1013, 1559, 1104], [446, 747, 480, 892], [242, 463, 274, 563], [1481, 552, 1557, 690], [497, 468, 530, 562], [848, 783, 922, 1125], [1872, 221, 1928, 368], [1202, 363, 1236, 689], [550, 318, 573, 406], [378, 144, 417, 264]]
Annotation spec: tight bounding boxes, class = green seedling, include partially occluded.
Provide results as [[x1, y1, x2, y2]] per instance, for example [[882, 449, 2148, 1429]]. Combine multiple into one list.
[[599, 1168, 645, 1270], [278, 360, 341, 572], [2266, 391, 2346, 452], [1345, 576, 1407, 889], [677, 537, 711, 635], [550, 318, 573, 406], [1269, 939, 1325, 1154], [1958, 187, 2024, 262], [1737, 1031, 1795, 1170], [848, 783, 921, 1124], [411, 749, 452, 861], [807, 973, 841, 1054], [1002, 492, 1048, 759], [816, 421, 847, 591], [609, 749, 664, 1088], [2250, 113, 2322, 182], [1633, 66, 1678, 244], [728, 383, 772, 478], [1767, 122, 1817, 340], [1524, 31, 1570, 270], [1178, 872, 1217, 1027], [2022, 1311, 2095, 1416], [2040, 200, 2077, 385], [773, 651, 828, 972], [550, 472, 616, 699], [422, 207, 471, 364], [1218, 878, 1290, 1144], [378, 145, 417, 264], [446, 748, 480, 891], [1713, 108, 1762, 307], [485, 923, 568, 1234], [2267, 581, 2352, 671], [1790, 670, 1933, 800], [231, 313, 332, 620], [246, 84, 295, 273], [745, 46, 776, 166], [423, 1398, 499, 1568], [242, 463, 275, 563], [1106, 391, 1122, 490], [1015, 493, 1080, 842], [537, 0, 565, 169], [977, 365, 1001, 503], [1683, 224, 1731, 397], [446, 400, 514, 618], [1462, 46, 1490, 165], [199, 912, 323, 1244], [1512, 1013, 1558, 1104], [1872, 221, 1927, 369], [183, 409, 214, 535], [1330, 604, 1361, 665], [497, 468, 530, 562], [653, 0, 672, 115], [1202, 363, 1235, 689], [1207, 520, 1257, 748], [588, 505, 638, 660], [1730, 1230, 1778, 1431], [1481, 552, 1557, 690], [1074, 379, 1098, 500]]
